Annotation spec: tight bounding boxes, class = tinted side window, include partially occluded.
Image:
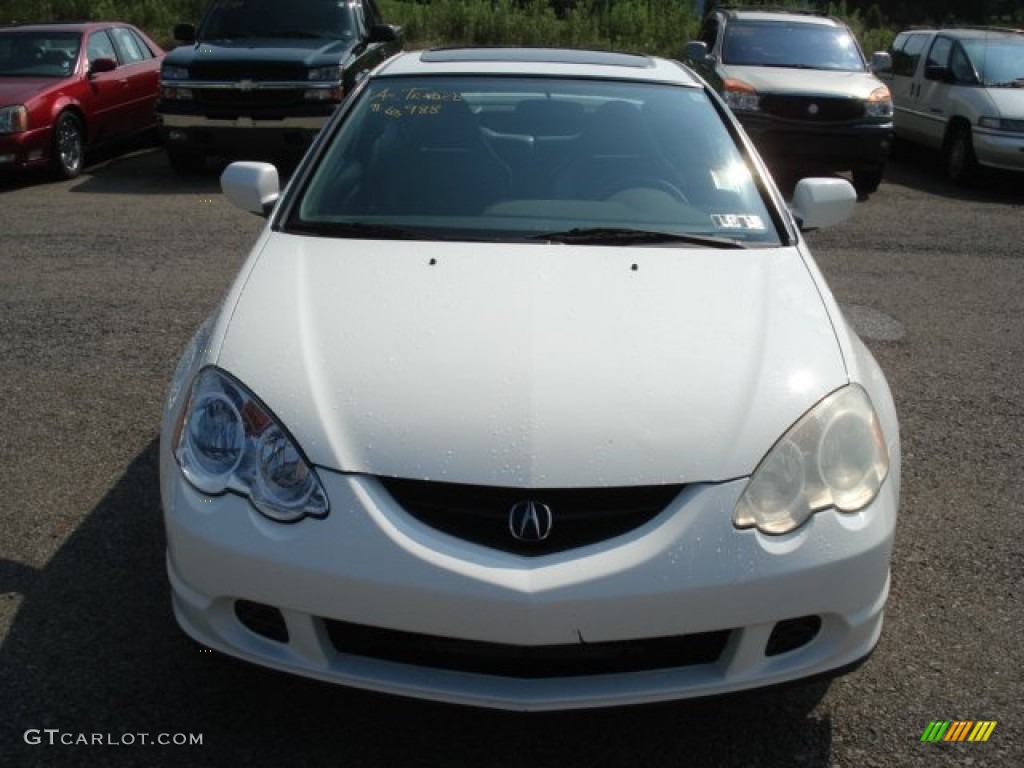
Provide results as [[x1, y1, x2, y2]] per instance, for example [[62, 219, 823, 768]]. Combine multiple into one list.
[[949, 43, 977, 84], [892, 32, 928, 76], [111, 28, 146, 64], [926, 37, 953, 70], [698, 18, 719, 50], [86, 30, 117, 64], [362, 0, 382, 28]]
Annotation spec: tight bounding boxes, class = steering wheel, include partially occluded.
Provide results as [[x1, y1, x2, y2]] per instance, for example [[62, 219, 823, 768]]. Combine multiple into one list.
[[601, 177, 689, 204]]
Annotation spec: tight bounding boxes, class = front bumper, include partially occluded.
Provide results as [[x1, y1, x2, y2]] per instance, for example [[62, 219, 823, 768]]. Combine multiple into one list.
[[737, 115, 893, 173], [0, 127, 54, 171], [157, 111, 330, 158], [161, 445, 897, 711], [973, 126, 1024, 172]]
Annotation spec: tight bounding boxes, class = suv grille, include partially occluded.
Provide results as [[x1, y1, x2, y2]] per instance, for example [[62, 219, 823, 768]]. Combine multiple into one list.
[[193, 89, 307, 109], [760, 94, 865, 123], [379, 478, 683, 556], [325, 620, 731, 678], [189, 61, 307, 80]]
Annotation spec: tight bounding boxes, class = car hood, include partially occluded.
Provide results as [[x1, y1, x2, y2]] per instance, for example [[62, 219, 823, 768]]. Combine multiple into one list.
[[216, 237, 848, 488], [165, 38, 358, 67], [0, 78, 63, 104], [721, 65, 883, 98], [984, 86, 1024, 116]]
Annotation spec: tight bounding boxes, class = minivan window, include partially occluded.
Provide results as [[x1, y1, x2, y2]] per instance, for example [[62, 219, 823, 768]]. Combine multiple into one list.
[[892, 32, 928, 76], [926, 37, 953, 70]]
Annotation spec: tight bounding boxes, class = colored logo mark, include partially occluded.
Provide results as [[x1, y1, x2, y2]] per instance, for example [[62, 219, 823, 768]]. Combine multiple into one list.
[[920, 721, 997, 742]]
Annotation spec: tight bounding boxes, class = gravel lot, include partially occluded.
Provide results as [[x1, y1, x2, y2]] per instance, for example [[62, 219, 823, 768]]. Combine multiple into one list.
[[0, 143, 1021, 767]]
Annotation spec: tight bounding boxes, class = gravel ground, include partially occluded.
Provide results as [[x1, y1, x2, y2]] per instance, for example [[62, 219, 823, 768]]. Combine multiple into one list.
[[0, 143, 1020, 767]]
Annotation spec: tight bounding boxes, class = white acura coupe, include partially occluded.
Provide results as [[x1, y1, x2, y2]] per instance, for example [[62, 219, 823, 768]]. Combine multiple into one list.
[[160, 47, 900, 711]]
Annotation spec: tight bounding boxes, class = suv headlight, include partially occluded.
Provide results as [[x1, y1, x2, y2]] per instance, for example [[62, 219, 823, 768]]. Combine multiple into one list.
[[0, 105, 28, 134], [733, 385, 889, 535], [308, 65, 342, 82], [865, 85, 893, 119], [173, 367, 329, 522], [722, 79, 760, 112], [162, 65, 190, 81]]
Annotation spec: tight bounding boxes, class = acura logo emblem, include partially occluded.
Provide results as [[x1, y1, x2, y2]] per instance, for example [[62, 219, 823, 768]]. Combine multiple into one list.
[[808, 103, 820, 116], [508, 500, 553, 542]]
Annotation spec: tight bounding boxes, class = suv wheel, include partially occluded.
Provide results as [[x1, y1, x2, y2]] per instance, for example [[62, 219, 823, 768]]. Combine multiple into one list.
[[945, 124, 978, 184], [852, 165, 884, 200], [50, 112, 84, 180], [167, 147, 206, 175]]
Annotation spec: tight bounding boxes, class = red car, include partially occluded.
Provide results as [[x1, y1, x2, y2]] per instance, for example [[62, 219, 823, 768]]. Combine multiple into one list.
[[0, 22, 164, 179]]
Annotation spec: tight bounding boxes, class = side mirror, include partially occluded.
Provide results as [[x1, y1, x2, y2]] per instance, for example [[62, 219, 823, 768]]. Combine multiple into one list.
[[173, 23, 197, 43], [88, 57, 117, 75], [924, 64, 953, 83], [870, 51, 892, 74], [368, 24, 400, 44], [790, 178, 857, 231], [682, 41, 711, 64], [221, 161, 280, 217]]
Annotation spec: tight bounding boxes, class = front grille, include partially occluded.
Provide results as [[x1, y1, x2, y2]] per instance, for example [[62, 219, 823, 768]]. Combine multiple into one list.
[[379, 478, 684, 556], [325, 620, 730, 678], [194, 89, 307, 109], [189, 61, 307, 80], [760, 94, 865, 123]]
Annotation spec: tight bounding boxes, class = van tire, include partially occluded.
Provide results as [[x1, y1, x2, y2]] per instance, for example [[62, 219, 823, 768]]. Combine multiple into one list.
[[945, 124, 978, 184]]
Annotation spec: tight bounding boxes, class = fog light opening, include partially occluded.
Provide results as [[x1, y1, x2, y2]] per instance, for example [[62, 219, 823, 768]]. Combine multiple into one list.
[[765, 615, 822, 657], [234, 600, 289, 643]]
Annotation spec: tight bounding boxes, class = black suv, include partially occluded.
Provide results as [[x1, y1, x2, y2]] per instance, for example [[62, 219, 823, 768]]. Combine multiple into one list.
[[684, 6, 893, 197], [156, 0, 402, 173]]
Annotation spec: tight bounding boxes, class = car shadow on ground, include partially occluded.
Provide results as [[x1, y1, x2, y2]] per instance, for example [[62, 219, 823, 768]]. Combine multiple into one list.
[[884, 140, 1024, 203], [0, 439, 835, 767]]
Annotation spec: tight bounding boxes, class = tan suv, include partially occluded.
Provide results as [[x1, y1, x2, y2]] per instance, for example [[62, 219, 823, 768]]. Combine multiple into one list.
[[684, 7, 893, 198]]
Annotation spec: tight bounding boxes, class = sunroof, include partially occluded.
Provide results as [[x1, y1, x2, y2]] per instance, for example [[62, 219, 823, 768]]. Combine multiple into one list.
[[421, 47, 653, 68]]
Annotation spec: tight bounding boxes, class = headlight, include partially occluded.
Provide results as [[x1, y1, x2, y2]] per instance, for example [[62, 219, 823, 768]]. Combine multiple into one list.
[[864, 85, 893, 119], [174, 367, 329, 522], [162, 65, 190, 81], [733, 385, 889, 535], [0, 105, 28, 134], [722, 79, 760, 112], [979, 116, 1024, 132], [308, 65, 342, 82]]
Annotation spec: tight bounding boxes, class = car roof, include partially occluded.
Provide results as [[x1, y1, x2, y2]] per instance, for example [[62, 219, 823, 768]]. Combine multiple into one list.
[[721, 8, 841, 27], [375, 47, 702, 87], [922, 27, 1024, 40], [0, 21, 124, 34]]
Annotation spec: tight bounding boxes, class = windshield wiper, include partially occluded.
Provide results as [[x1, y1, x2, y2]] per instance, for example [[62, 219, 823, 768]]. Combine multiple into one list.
[[989, 78, 1024, 88], [527, 227, 747, 248]]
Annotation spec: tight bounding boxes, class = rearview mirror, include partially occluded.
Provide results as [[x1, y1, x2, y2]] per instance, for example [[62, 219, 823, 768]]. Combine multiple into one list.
[[221, 162, 280, 217], [682, 41, 713, 65], [790, 178, 857, 231], [870, 51, 892, 74], [88, 57, 117, 75]]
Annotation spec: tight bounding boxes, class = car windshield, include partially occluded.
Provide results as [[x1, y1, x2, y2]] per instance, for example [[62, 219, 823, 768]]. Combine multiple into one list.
[[962, 38, 1024, 85], [198, 0, 356, 40], [0, 31, 80, 78], [289, 76, 781, 246], [723, 21, 866, 71]]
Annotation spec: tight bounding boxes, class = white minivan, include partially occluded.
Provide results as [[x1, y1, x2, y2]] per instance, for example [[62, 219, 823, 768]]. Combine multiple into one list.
[[881, 27, 1024, 182]]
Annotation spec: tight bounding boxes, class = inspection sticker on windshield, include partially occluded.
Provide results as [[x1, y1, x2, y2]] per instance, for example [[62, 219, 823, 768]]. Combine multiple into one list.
[[711, 214, 766, 231]]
